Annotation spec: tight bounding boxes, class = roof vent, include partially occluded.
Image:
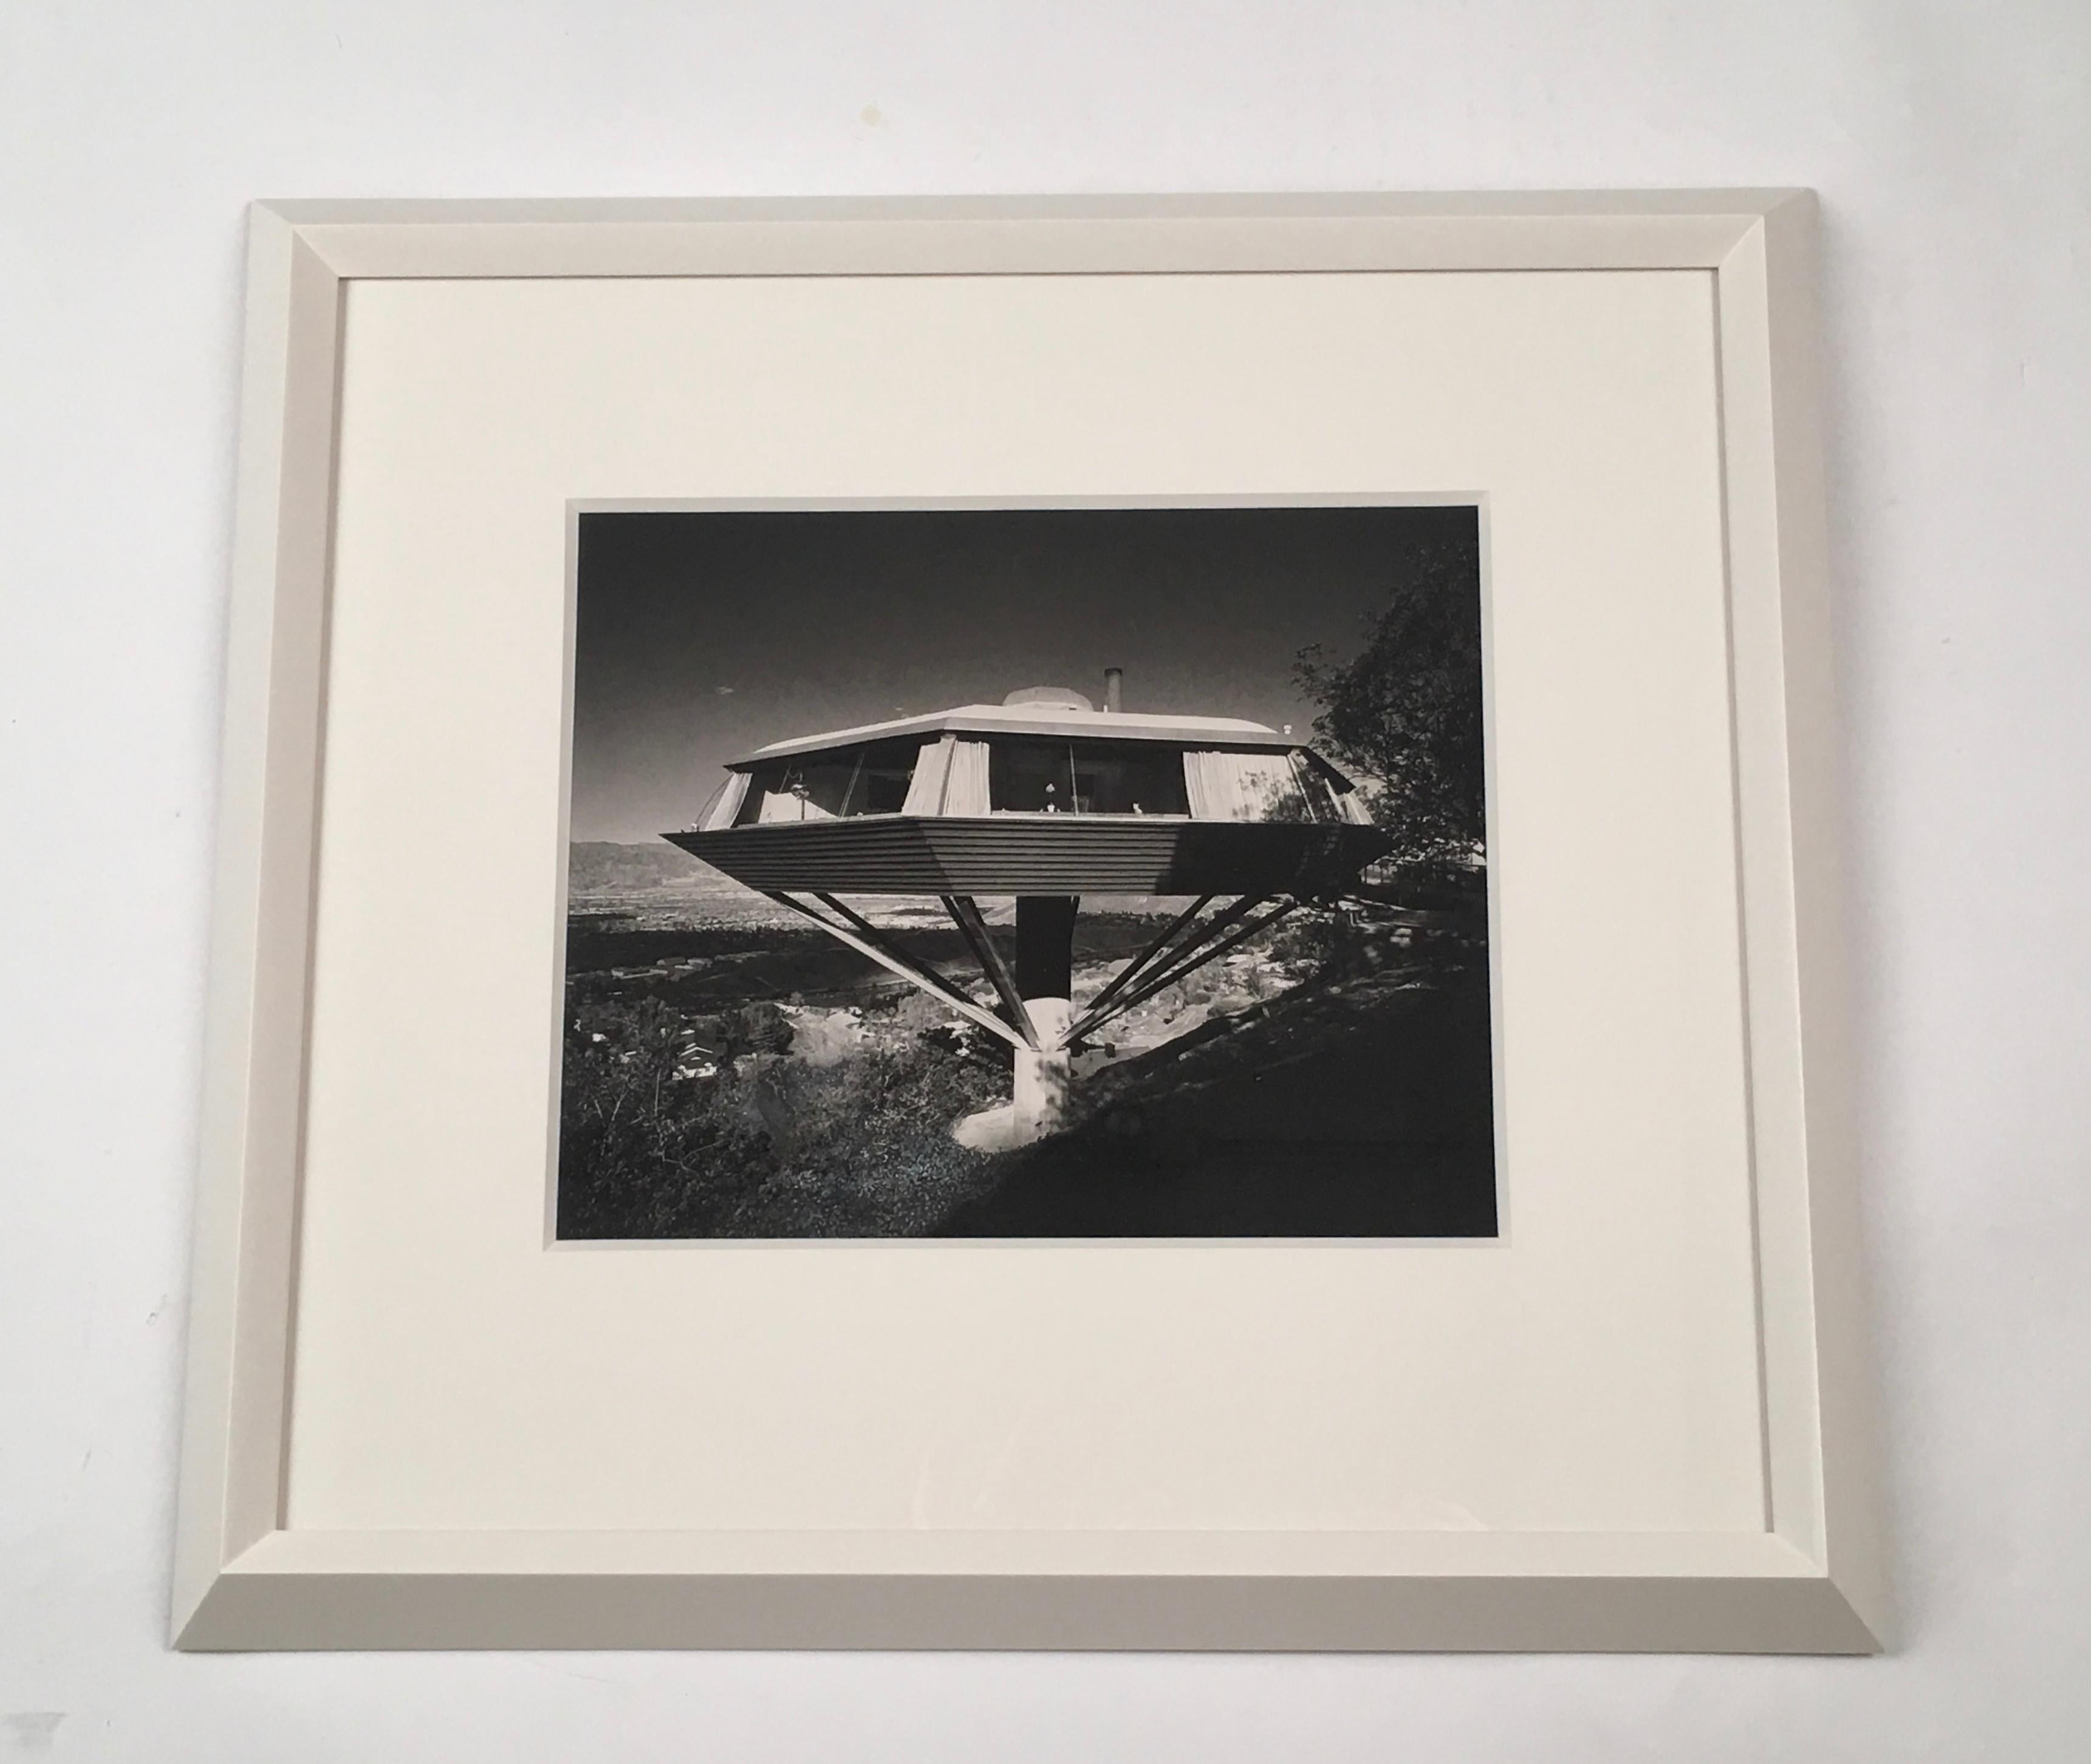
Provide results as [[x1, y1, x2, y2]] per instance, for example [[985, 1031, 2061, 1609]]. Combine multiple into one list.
[[1002, 686, 1094, 711]]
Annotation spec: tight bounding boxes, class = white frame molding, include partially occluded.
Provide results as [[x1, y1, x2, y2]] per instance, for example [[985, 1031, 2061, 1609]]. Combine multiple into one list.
[[173, 194, 1884, 1653]]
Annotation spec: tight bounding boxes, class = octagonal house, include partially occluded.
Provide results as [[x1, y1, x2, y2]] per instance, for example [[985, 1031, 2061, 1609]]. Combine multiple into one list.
[[666, 679, 1391, 1144]]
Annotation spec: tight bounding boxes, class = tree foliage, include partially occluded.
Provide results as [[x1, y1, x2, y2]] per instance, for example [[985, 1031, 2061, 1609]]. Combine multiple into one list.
[[1296, 522, 1486, 872]]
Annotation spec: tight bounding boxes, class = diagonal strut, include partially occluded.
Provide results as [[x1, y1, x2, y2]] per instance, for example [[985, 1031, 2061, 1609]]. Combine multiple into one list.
[[762, 892, 1034, 1053], [1072, 893, 1217, 1028], [939, 894, 1041, 1049], [1066, 895, 1301, 1044]]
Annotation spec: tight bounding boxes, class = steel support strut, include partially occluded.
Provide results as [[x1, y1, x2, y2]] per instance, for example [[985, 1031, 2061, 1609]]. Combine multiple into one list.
[[1059, 894, 1270, 1042], [1072, 893, 1216, 1027], [765, 887, 1303, 1075], [939, 894, 1039, 1048], [1064, 895, 1301, 1044], [761, 892, 1034, 1054]]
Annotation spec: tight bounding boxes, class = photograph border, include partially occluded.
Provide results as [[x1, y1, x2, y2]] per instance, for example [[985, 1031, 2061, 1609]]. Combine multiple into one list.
[[173, 193, 1884, 1652]]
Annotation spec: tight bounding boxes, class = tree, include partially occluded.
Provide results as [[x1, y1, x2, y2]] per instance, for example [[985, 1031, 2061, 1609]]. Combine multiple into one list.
[[1296, 522, 1485, 875]]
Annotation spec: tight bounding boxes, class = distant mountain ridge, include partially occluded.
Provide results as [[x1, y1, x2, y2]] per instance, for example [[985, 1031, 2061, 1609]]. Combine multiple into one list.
[[569, 840, 720, 895]]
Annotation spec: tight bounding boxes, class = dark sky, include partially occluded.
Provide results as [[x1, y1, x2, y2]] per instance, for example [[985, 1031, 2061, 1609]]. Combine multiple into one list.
[[570, 504, 1476, 842]]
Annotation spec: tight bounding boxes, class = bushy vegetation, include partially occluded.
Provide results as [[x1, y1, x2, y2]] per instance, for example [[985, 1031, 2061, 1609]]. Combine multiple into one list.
[[556, 993, 1007, 1238]]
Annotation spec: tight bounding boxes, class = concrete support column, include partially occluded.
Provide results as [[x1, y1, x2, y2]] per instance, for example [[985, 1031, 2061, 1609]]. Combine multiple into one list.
[[1011, 894, 1078, 1142], [1012, 997, 1073, 1140]]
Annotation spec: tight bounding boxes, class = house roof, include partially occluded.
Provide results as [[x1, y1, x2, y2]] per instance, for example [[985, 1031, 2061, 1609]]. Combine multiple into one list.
[[730, 702, 1299, 766]]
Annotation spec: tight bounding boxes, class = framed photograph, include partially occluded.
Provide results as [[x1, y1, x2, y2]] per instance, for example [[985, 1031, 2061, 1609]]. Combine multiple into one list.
[[174, 193, 1884, 1652]]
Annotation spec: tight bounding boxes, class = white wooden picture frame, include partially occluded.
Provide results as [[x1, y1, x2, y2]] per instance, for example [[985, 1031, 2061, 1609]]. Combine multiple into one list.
[[173, 193, 1884, 1652]]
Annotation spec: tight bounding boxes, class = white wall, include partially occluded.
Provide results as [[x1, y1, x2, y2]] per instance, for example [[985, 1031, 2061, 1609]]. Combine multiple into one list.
[[2, 2, 2086, 1757]]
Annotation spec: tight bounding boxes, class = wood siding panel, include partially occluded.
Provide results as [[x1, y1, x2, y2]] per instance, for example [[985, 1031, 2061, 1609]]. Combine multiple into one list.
[[665, 818, 1389, 897]]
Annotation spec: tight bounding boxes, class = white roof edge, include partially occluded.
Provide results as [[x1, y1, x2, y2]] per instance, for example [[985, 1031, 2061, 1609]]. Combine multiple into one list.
[[733, 703, 1296, 765]]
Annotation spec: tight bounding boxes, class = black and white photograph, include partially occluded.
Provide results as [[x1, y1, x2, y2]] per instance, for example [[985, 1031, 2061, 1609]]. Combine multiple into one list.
[[558, 503, 1494, 1238]]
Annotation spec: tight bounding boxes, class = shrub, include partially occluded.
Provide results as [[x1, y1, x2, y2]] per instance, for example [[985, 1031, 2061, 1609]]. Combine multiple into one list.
[[555, 996, 778, 1237], [556, 991, 1006, 1238]]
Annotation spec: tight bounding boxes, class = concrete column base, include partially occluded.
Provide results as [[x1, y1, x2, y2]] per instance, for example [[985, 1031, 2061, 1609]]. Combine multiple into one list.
[[1012, 996, 1073, 1143]]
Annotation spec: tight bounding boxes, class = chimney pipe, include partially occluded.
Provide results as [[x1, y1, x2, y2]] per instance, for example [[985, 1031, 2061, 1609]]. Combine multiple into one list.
[[1103, 667, 1123, 713]]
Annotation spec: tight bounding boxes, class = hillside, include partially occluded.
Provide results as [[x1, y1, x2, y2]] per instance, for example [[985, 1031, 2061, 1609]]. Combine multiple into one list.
[[568, 839, 712, 895], [936, 963, 1496, 1237]]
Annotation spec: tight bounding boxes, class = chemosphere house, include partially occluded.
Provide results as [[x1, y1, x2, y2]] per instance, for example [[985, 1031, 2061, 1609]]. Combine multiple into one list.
[[667, 675, 1391, 1146]]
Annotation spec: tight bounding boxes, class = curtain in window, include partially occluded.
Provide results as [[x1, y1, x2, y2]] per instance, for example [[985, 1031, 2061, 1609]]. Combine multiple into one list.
[[902, 737, 953, 815], [702, 771, 750, 830], [1183, 750, 1311, 822], [942, 739, 991, 815]]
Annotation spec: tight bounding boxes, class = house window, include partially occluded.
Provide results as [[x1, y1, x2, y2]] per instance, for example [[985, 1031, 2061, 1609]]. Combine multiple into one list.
[[1182, 750, 1353, 822], [1292, 752, 1349, 822], [734, 737, 928, 824], [987, 738, 1191, 815]]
